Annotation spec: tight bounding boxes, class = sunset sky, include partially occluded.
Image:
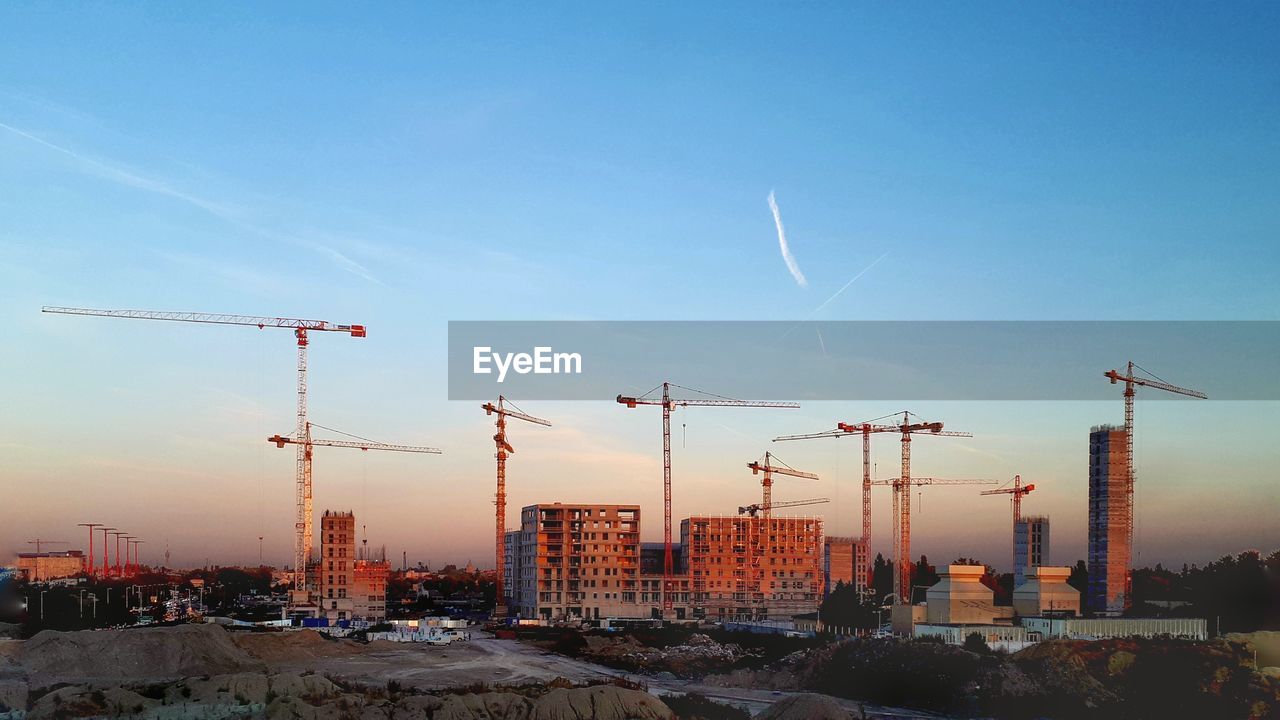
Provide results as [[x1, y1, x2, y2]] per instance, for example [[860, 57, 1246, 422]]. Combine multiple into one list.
[[2, 4, 1277, 571]]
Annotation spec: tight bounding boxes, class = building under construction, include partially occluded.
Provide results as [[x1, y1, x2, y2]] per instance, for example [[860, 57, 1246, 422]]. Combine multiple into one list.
[[301, 510, 390, 623], [1088, 425, 1131, 614], [510, 503, 823, 622], [683, 515, 823, 621], [1014, 516, 1049, 589], [823, 536, 868, 596]]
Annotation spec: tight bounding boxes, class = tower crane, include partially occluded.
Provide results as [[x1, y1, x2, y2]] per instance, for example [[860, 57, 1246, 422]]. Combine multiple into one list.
[[980, 475, 1035, 524], [774, 419, 902, 593], [747, 452, 819, 519], [482, 396, 551, 616], [873, 475, 993, 603], [268, 422, 440, 585], [1103, 361, 1206, 607], [617, 382, 799, 614], [43, 306, 366, 592], [777, 413, 971, 603], [26, 540, 67, 553], [737, 497, 830, 518]]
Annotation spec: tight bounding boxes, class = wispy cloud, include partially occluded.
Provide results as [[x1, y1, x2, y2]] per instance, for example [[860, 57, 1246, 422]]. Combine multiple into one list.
[[0, 121, 382, 285], [768, 190, 807, 288]]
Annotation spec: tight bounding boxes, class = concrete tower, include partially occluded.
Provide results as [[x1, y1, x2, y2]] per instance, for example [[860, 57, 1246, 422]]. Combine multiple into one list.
[[1088, 425, 1130, 614]]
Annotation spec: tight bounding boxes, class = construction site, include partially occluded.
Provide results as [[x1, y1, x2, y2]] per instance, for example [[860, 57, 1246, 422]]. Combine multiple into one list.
[[10, 308, 1228, 646]]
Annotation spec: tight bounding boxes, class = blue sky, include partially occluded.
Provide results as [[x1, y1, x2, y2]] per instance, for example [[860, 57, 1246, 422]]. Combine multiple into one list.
[[2, 4, 1277, 569]]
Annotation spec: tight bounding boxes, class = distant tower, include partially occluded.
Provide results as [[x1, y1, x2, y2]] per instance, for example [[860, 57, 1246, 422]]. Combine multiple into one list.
[[1014, 516, 1050, 588], [1088, 425, 1131, 614]]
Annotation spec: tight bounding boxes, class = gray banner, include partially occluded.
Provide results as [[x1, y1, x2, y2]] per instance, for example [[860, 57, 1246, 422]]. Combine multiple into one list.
[[447, 321, 1279, 401]]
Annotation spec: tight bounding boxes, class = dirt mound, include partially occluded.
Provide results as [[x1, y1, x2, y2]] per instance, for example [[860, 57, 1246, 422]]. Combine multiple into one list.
[[17, 624, 263, 687], [581, 633, 756, 677], [233, 629, 361, 663], [756, 693, 855, 720]]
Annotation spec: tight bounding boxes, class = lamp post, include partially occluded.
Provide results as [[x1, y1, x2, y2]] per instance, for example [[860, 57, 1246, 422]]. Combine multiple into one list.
[[100, 527, 116, 577]]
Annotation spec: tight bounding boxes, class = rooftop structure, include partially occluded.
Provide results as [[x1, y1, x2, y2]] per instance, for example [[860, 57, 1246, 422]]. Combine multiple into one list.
[[1012, 566, 1080, 618], [925, 565, 999, 625]]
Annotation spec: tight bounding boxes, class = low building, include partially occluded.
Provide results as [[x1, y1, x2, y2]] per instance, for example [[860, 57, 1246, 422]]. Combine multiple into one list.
[[926, 565, 999, 625], [16, 551, 85, 581], [915, 622, 1031, 650], [1021, 616, 1206, 641], [1013, 566, 1079, 618], [353, 558, 390, 621]]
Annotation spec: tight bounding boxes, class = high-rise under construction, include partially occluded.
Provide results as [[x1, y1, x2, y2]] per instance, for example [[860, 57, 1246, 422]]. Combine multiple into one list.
[[1088, 425, 1131, 614]]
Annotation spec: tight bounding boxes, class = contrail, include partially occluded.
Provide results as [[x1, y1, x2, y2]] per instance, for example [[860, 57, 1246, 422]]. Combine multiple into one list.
[[811, 250, 890, 315], [0, 121, 381, 284], [768, 190, 807, 288]]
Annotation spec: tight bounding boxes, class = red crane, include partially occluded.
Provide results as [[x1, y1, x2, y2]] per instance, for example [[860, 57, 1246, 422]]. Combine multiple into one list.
[[617, 382, 799, 614], [43, 306, 366, 592], [482, 396, 551, 616], [775, 412, 970, 603], [1104, 361, 1206, 608], [774, 419, 902, 593], [268, 422, 440, 584], [980, 475, 1035, 524], [747, 452, 819, 519]]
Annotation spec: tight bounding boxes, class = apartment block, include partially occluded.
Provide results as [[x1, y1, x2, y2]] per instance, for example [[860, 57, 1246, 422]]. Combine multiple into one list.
[[514, 503, 642, 621], [1088, 425, 1131, 614], [683, 515, 823, 621]]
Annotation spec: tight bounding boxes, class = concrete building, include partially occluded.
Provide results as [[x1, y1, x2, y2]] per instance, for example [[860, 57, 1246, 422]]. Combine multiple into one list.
[[1012, 566, 1080, 618], [353, 557, 390, 621], [512, 504, 822, 623], [925, 565, 1000, 625], [1014, 516, 1049, 589], [319, 510, 357, 622], [823, 536, 855, 596], [503, 529, 520, 610], [514, 503, 642, 621], [1088, 425, 1131, 614], [683, 515, 823, 621], [16, 551, 84, 581]]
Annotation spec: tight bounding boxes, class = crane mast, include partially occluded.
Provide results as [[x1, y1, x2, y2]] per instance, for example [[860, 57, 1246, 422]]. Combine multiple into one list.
[[1104, 361, 1205, 609], [775, 420, 902, 594], [43, 306, 366, 593], [981, 475, 1037, 581], [482, 396, 550, 617], [618, 382, 799, 614]]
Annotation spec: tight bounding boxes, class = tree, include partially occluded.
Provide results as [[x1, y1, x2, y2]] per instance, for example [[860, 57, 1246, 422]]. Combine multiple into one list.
[[818, 582, 881, 631], [1067, 560, 1088, 593], [870, 554, 894, 601]]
